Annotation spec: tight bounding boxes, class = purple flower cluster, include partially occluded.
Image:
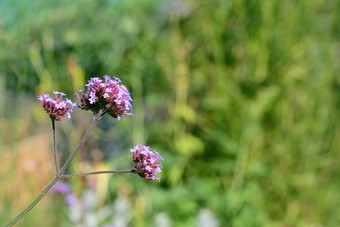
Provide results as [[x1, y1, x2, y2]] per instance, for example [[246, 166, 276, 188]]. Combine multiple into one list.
[[38, 91, 75, 121], [131, 145, 163, 181], [76, 75, 133, 120]]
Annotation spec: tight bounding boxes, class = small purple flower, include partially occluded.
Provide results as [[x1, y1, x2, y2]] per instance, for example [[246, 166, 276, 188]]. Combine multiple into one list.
[[38, 91, 75, 121], [51, 182, 71, 194], [131, 145, 163, 181], [76, 75, 133, 120], [65, 193, 78, 205]]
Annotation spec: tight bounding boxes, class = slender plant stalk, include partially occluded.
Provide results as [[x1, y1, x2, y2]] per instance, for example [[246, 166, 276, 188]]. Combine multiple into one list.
[[5, 176, 60, 227], [59, 109, 103, 175], [52, 120, 59, 172], [61, 169, 134, 178], [6, 110, 103, 226]]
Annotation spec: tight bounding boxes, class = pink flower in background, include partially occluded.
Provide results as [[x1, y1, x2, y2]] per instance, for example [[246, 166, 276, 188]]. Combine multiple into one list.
[[51, 182, 71, 194], [65, 194, 78, 206]]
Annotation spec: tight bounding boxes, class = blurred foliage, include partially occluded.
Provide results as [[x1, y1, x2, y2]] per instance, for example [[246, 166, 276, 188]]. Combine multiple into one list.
[[1, 0, 340, 226]]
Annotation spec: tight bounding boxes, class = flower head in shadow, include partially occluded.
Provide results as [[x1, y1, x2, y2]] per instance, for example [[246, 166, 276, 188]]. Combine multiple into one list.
[[131, 145, 163, 181], [76, 75, 133, 120], [38, 91, 75, 121]]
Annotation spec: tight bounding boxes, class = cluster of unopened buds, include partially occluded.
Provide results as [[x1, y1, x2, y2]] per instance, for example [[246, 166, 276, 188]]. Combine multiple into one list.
[[6, 75, 163, 226]]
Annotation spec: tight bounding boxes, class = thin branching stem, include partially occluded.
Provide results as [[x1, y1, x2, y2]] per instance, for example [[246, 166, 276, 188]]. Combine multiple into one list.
[[58, 109, 103, 175], [61, 169, 134, 178], [5, 176, 60, 227], [6, 110, 103, 226]]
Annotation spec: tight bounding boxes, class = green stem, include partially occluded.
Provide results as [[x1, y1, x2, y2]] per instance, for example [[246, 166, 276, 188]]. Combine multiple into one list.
[[59, 109, 102, 175], [52, 120, 59, 172], [5, 176, 60, 227], [61, 169, 134, 178], [6, 110, 103, 226]]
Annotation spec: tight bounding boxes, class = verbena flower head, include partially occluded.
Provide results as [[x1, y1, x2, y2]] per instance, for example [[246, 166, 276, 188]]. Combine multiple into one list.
[[76, 75, 133, 120], [38, 91, 75, 121], [131, 145, 163, 182]]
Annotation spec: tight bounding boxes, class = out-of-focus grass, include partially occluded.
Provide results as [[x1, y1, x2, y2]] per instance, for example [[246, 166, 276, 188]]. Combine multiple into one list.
[[0, 0, 340, 226]]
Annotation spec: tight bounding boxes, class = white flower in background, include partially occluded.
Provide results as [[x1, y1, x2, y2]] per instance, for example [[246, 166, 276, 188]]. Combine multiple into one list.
[[154, 212, 172, 227], [197, 209, 220, 227]]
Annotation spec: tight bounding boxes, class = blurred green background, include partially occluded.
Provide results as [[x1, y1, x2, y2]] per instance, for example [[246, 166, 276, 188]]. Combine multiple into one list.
[[0, 0, 340, 226]]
